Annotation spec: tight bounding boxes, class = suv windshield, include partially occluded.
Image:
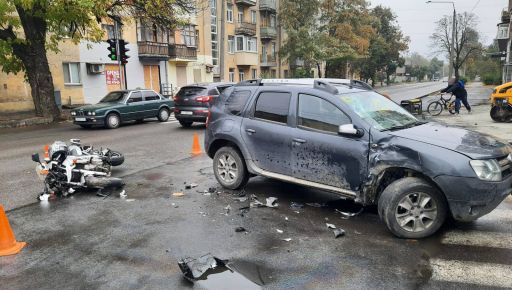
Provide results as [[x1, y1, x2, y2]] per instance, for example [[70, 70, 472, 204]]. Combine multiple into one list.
[[338, 91, 423, 131], [100, 92, 127, 103]]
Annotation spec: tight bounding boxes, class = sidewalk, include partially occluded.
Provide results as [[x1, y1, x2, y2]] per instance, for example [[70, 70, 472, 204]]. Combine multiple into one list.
[[0, 111, 53, 129]]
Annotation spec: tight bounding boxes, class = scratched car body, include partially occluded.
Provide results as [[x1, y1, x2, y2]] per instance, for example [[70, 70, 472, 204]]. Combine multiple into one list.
[[205, 78, 512, 238]]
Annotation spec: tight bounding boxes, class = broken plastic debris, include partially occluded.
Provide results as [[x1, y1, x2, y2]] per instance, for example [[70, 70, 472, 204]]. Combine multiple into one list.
[[208, 187, 216, 193], [171, 203, 179, 208], [285, 216, 289, 221], [125, 199, 135, 202], [276, 229, 283, 234], [250, 195, 278, 208], [119, 190, 127, 197], [179, 254, 222, 281], [235, 227, 246, 232], [335, 207, 363, 218], [305, 202, 325, 208], [173, 192, 185, 197], [224, 205, 232, 215], [333, 228, 345, 238], [326, 223, 336, 229], [290, 202, 304, 210], [282, 238, 292, 242], [233, 196, 248, 202]]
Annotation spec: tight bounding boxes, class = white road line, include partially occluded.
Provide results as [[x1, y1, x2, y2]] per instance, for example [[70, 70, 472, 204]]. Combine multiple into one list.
[[442, 230, 512, 250], [430, 259, 512, 288]]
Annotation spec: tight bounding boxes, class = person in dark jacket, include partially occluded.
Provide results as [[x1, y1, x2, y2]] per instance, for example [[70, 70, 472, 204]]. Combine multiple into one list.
[[441, 78, 471, 114]]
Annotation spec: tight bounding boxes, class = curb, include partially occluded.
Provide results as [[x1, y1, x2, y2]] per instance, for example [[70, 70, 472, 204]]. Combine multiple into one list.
[[0, 117, 54, 129]]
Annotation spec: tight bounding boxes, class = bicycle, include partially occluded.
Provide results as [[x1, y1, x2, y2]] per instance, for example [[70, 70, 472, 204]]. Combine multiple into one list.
[[427, 93, 456, 116]]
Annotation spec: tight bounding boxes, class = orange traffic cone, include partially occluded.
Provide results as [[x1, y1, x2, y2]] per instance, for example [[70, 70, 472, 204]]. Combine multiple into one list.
[[0, 205, 26, 256], [191, 132, 202, 155]]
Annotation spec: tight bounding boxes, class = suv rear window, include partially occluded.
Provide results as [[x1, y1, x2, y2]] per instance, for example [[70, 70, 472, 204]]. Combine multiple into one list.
[[225, 90, 251, 116], [254, 92, 291, 124], [177, 87, 208, 97]]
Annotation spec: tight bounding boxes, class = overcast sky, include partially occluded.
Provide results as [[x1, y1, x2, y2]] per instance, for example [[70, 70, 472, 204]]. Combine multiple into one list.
[[369, 0, 506, 59]]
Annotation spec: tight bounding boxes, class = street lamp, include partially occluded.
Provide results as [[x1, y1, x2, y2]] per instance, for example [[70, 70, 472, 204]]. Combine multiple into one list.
[[427, 1, 456, 79]]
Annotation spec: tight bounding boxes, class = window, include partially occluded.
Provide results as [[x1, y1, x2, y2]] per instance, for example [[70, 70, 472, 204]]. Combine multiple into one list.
[[143, 91, 160, 101], [239, 71, 245, 81], [235, 35, 257, 52], [270, 15, 276, 27], [182, 25, 197, 47], [252, 69, 257, 79], [225, 90, 251, 115], [195, 30, 200, 50], [102, 24, 116, 39], [228, 35, 235, 53], [137, 20, 168, 43], [298, 94, 350, 133], [128, 91, 143, 103], [63, 63, 81, 85], [236, 36, 244, 51], [254, 92, 291, 124], [229, 68, 235, 82], [238, 11, 244, 23], [251, 10, 257, 24], [246, 37, 257, 52], [227, 4, 234, 22]]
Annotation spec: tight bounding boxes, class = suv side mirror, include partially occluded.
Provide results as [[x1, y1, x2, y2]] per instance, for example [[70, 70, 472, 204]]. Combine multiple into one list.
[[31, 153, 41, 163], [338, 124, 364, 137]]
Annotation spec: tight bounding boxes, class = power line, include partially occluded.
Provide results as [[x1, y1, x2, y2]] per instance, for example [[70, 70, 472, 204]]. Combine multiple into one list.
[[470, 0, 481, 13]]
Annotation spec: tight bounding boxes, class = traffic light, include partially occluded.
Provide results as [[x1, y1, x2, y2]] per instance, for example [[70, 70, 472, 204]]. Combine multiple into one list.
[[119, 39, 130, 65], [107, 39, 117, 61]]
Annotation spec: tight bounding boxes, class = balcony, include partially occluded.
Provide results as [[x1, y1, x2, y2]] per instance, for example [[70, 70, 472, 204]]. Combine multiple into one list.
[[235, 0, 256, 6], [168, 44, 197, 61], [502, 9, 510, 23], [497, 23, 510, 52], [259, 0, 276, 12], [235, 22, 257, 36], [260, 26, 277, 39], [137, 41, 170, 61], [260, 54, 277, 67], [235, 52, 258, 66]]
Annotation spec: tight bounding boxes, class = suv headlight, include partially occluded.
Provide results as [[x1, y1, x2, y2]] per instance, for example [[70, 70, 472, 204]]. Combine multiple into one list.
[[71, 111, 76, 116], [470, 159, 502, 181]]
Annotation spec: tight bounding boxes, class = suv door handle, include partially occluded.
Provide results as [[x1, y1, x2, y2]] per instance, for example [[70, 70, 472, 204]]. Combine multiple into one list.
[[292, 138, 306, 144], [246, 129, 256, 134]]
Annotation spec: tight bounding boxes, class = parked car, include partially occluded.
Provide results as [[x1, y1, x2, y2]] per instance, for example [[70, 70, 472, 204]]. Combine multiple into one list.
[[71, 90, 174, 129], [173, 82, 233, 127], [205, 78, 512, 239]]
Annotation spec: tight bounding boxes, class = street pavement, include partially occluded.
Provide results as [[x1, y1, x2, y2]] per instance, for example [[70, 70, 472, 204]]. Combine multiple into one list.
[[1, 82, 511, 289]]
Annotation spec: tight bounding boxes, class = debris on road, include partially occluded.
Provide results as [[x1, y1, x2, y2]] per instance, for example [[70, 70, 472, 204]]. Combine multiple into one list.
[[326, 223, 336, 229], [125, 199, 135, 202], [335, 207, 363, 219], [38, 193, 50, 201], [282, 238, 292, 242], [233, 196, 248, 202], [250, 195, 278, 208], [284, 216, 289, 221], [224, 205, 232, 215], [306, 202, 325, 208], [173, 192, 185, 197], [235, 227, 246, 233], [185, 183, 198, 190], [290, 202, 304, 210], [276, 229, 283, 234], [333, 228, 346, 238], [171, 203, 179, 208], [179, 254, 223, 281], [208, 187, 216, 193], [119, 190, 127, 198]]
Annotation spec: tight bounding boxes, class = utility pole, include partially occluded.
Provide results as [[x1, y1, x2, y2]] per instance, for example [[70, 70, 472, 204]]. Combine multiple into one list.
[[426, 1, 456, 78]]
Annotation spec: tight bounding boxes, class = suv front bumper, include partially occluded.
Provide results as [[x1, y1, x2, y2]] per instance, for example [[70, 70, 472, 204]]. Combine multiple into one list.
[[435, 174, 512, 222], [72, 116, 105, 126]]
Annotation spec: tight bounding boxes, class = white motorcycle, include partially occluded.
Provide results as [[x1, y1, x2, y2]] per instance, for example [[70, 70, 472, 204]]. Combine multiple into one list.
[[32, 140, 124, 199]]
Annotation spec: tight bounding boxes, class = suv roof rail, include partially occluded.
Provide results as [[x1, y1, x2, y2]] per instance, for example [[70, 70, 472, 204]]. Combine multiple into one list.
[[236, 79, 262, 86], [314, 80, 339, 94]]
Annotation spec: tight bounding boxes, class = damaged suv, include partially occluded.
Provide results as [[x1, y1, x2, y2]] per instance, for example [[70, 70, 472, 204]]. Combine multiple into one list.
[[205, 79, 512, 238]]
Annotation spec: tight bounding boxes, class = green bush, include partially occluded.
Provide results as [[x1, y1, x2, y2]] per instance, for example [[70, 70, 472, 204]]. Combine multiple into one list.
[[482, 73, 502, 85]]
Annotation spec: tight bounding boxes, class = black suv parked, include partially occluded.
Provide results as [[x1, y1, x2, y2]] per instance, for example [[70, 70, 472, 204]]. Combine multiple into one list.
[[174, 82, 233, 127], [205, 78, 512, 238]]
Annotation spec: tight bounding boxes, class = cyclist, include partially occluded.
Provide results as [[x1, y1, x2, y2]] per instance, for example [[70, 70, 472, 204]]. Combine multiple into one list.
[[440, 78, 471, 114]]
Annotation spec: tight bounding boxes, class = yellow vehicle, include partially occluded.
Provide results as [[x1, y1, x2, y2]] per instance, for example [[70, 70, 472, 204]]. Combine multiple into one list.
[[490, 82, 512, 122]]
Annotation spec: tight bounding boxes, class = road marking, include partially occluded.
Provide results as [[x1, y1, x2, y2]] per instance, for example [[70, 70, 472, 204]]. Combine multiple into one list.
[[442, 230, 512, 250], [430, 258, 512, 288]]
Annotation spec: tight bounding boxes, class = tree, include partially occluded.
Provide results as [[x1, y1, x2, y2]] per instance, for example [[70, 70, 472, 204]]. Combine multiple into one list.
[[0, 0, 192, 120], [429, 57, 444, 80], [430, 12, 482, 79]]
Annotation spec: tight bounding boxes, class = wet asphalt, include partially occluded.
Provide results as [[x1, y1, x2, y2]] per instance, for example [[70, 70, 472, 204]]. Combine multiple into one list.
[[1, 83, 511, 289]]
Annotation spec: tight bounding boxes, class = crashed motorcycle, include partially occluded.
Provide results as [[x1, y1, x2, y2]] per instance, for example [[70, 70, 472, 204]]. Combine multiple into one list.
[[32, 139, 124, 199]]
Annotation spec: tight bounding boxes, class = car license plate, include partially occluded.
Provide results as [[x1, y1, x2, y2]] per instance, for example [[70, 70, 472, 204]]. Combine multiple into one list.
[[75, 117, 86, 122], [181, 111, 193, 115]]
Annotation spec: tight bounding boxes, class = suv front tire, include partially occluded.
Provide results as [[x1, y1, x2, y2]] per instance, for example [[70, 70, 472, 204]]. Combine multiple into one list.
[[378, 177, 447, 239], [213, 146, 249, 190]]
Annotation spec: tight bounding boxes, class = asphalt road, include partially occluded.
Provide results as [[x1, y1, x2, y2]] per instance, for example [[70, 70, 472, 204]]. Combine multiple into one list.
[[1, 82, 511, 289], [0, 115, 200, 211]]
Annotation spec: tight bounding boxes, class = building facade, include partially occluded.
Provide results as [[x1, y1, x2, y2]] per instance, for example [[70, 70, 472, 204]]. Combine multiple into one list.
[[497, 1, 512, 83], [0, 0, 290, 114]]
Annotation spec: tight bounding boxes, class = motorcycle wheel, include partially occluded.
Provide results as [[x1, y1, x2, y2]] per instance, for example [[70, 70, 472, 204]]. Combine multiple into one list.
[[85, 176, 124, 188], [107, 151, 125, 166]]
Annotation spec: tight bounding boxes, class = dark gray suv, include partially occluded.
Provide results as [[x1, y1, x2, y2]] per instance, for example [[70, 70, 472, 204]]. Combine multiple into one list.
[[174, 82, 233, 127], [205, 79, 512, 238]]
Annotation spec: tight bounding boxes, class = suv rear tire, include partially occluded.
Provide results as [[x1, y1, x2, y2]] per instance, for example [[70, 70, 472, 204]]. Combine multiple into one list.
[[378, 177, 447, 239], [213, 146, 249, 190]]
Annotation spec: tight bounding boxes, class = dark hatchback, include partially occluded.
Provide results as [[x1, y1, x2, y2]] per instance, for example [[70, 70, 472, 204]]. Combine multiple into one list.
[[173, 82, 233, 127]]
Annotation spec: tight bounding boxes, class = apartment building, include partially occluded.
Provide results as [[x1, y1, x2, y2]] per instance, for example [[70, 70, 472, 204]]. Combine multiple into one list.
[[497, 1, 512, 83], [204, 0, 288, 82]]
